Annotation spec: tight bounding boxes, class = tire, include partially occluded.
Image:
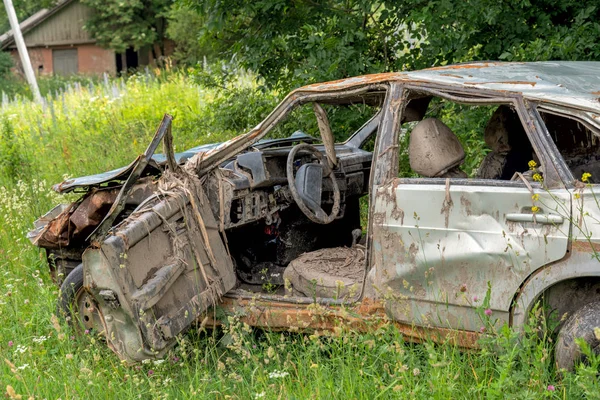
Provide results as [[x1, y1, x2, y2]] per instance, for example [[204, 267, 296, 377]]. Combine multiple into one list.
[[57, 264, 104, 335], [555, 301, 600, 371], [57, 263, 84, 319]]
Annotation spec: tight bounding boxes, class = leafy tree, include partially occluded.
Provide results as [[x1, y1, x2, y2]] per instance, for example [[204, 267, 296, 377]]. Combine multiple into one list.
[[176, 0, 600, 90], [165, 2, 206, 65], [81, 0, 171, 68], [0, 0, 54, 33]]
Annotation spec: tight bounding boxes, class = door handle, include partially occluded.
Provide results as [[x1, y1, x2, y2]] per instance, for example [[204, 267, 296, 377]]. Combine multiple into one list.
[[506, 213, 564, 224]]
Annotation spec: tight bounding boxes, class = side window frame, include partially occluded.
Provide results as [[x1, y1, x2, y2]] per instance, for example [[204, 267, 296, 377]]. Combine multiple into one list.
[[372, 84, 564, 189], [532, 104, 600, 188]]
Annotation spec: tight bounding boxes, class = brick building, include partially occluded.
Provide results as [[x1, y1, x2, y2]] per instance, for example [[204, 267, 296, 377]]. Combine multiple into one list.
[[0, 0, 172, 76]]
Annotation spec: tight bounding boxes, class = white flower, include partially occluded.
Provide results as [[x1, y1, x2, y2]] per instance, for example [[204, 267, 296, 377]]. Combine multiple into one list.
[[268, 370, 289, 379], [153, 359, 165, 366], [17, 363, 29, 370], [15, 345, 28, 353], [254, 393, 266, 399], [32, 336, 48, 344]]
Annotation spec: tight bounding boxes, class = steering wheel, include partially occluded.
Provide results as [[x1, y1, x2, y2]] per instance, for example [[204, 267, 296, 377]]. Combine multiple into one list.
[[286, 143, 341, 224]]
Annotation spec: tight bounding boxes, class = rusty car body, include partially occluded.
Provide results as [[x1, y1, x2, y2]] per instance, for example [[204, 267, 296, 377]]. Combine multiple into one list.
[[30, 61, 600, 368]]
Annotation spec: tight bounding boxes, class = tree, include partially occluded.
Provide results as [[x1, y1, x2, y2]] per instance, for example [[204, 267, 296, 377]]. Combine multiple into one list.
[[0, 0, 54, 33], [81, 0, 171, 69], [175, 0, 600, 90]]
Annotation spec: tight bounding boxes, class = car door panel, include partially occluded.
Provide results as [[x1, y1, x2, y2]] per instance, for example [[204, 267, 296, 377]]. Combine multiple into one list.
[[83, 178, 236, 362], [371, 179, 570, 331]]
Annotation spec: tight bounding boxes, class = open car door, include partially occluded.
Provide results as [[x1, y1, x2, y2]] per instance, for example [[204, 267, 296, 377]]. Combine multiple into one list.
[[82, 117, 236, 363]]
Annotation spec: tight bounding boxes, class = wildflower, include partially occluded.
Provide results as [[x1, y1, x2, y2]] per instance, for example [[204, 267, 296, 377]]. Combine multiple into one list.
[[473, 295, 479, 303], [84, 330, 90, 335], [412, 368, 420, 376], [533, 173, 543, 182], [575, 192, 581, 199], [480, 327, 485, 333], [484, 309, 492, 316], [528, 160, 537, 169], [268, 370, 289, 379], [153, 360, 165, 366], [582, 172, 592, 182], [17, 363, 29, 370], [531, 194, 539, 201], [147, 370, 154, 377], [66, 354, 73, 360], [8, 341, 13, 347], [531, 206, 540, 213], [255, 392, 266, 399], [32, 336, 48, 344], [459, 283, 467, 293], [171, 356, 180, 364], [15, 345, 27, 354], [547, 385, 555, 391]]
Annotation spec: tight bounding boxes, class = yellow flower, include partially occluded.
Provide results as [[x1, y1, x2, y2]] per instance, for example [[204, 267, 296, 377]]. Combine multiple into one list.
[[528, 160, 537, 170], [531, 206, 540, 213], [531, 194, 540, 201], [574, 193, 581, 199], [582, 172, 592, 182], [533, 173, 543, 182]]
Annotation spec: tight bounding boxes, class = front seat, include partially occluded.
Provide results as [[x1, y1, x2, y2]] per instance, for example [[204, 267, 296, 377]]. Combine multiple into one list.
[[283, 247, 365, 299], [408, 118, 467, 178]]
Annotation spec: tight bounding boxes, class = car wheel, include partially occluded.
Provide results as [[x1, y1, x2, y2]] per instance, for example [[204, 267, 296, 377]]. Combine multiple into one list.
[[57, 264, 105, 335], [555, 301, 600, 371]]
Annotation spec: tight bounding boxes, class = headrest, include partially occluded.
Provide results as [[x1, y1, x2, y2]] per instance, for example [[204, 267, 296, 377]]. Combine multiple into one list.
[[408, 118, 465, 177]]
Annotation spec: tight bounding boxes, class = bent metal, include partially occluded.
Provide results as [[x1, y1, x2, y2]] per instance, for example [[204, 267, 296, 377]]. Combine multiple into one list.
[[29, 62, 600, 369]]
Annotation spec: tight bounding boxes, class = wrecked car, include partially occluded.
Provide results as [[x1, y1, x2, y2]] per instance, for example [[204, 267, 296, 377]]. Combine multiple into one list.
[[29, 61, 600, 370]]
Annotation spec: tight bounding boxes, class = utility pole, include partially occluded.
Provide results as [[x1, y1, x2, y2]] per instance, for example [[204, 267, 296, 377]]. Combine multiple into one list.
[[3, 0, 42, 104]]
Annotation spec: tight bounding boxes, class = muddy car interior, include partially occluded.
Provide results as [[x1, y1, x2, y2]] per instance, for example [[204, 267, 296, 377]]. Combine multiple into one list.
[[539, 109, 600, 183], [398, 92, 538, 183], [219, 97, 384, 300]]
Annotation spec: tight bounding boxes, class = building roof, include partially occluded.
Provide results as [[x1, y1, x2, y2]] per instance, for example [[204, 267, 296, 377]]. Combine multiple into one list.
[[299, 61, 600, 114], [0, 0, 76, 50]]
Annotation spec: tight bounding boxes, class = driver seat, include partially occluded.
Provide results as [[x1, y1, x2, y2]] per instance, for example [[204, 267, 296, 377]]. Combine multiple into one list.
[[283, 246, 365, 299]]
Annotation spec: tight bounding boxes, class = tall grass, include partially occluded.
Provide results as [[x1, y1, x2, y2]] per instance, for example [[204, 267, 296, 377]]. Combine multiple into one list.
[[0, 70, 598, 399]]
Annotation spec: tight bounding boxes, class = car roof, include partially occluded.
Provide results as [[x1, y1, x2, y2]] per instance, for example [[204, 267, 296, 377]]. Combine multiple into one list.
[[297, 61, 600, 113]]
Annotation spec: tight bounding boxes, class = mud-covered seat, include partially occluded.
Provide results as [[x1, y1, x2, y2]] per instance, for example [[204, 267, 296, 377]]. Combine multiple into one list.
[[408, 118, 467, 178], [283, 247, 365, 299], [477, 105, 532, 180]]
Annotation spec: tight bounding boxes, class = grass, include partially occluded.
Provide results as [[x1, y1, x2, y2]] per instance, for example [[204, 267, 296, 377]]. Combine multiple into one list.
[[0, 69, 599, 399]]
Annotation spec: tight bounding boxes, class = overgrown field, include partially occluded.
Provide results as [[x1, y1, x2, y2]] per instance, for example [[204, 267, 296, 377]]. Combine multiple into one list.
[[0, 71, 598, 399]]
